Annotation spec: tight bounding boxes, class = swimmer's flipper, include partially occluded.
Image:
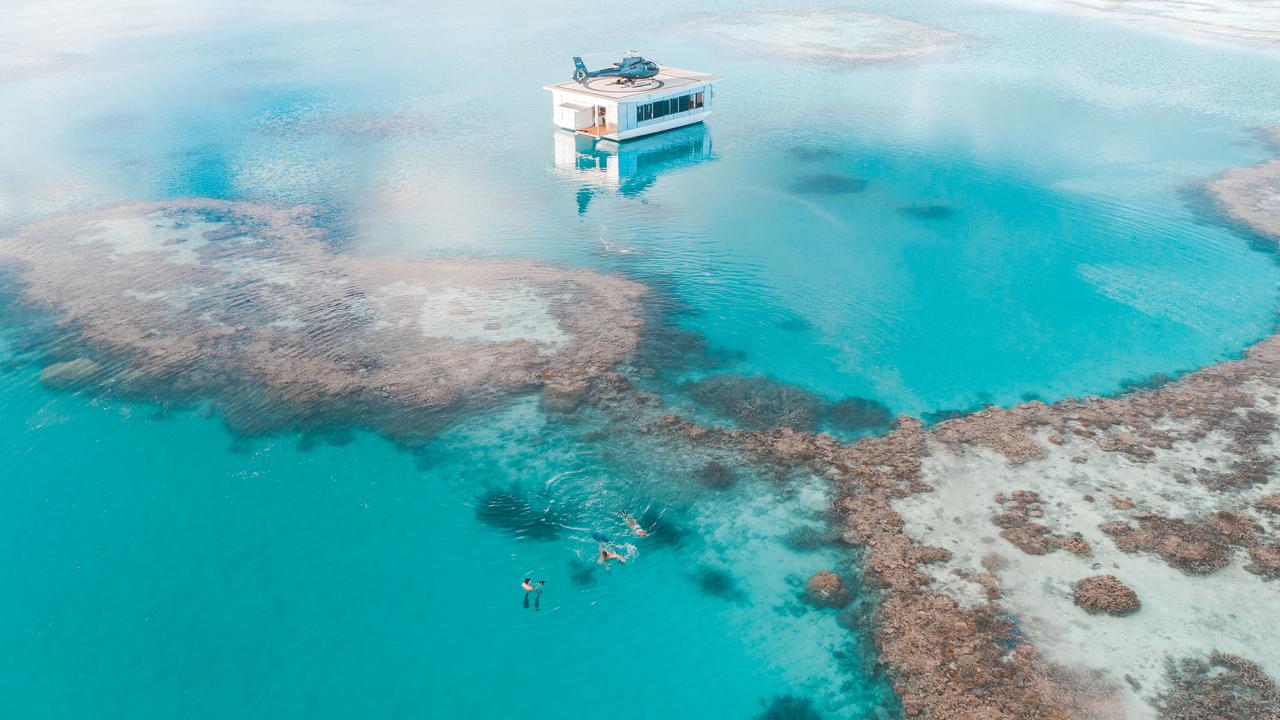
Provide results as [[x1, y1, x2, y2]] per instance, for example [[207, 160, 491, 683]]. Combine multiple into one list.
[[590, 531, 610, 543]]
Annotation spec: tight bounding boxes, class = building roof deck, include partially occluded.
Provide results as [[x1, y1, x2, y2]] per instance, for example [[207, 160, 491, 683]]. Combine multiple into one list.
[[543, 66, 720, 102]]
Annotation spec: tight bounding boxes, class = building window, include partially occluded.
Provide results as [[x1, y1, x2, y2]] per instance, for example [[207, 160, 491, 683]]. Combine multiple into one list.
[[635, 91, 708, 124]]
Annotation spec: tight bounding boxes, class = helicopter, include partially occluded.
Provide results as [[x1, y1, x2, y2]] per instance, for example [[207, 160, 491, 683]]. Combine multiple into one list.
[[572, 53, 660, 86]]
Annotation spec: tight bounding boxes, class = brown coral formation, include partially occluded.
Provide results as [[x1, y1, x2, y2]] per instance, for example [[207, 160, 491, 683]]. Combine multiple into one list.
[[803, 569, 853, 609], [1099, 510, 1277, 577], [579, 302, 1280, 717], [0, 200, 646, 442], [1072, 575, 1141, 616], [1153, 652, 1280, 719], [1208, 125, 1280, 242], [991, 489, 1093, 557], [594, 392, 1130, 716], [1258, 492, 1280, 515]]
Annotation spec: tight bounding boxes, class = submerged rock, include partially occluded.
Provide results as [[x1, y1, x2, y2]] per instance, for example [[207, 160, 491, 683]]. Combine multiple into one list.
[[895, 204, 954, 220], [787, 173, 867, 196], [753, 694, 823, 720], [802, 569, 852, 609], [693, 565, 743, 602], [694, 460, 736, 489], [1072, 575, 1140, 616], [789, 146, 842, 162]]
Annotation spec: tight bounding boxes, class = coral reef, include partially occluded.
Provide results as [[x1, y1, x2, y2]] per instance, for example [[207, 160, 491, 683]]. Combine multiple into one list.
[[803, 570, 853, 609], [823, 396, 894, 433], [754, 694, 823, 720], [0, 200, 646, 442], [632, 506, 688, 549], [38, 357, 101, 390], [1099, 511, 1266, 576], [1209, 126, 1280, 241], [783, 525, 840, 552], [1073, 575, 1141, 616], [694, 460, 736, 489], [686, 8, 961, 66], [547, 117, 1280, 720], [590, 335, 1278, 717], [991, 489, 1091, 557], [684, 374, 824, 431], [1153, 652, 1280, 719], [1257, 492, 1280, 514]]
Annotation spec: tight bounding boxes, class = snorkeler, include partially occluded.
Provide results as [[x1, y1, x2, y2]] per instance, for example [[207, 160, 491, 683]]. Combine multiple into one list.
[[621, 511, 648, 538], [599, 543, 627, 565], [522, 578, 535, 608], [533, 580, 545, 611]]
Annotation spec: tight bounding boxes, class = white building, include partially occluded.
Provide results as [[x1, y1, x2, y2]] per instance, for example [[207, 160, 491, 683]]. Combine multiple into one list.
[[544, 65, 720, 141]]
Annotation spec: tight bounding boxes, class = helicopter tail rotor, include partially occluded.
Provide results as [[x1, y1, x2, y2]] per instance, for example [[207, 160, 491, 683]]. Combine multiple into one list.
[[572, 56, 589, 83]]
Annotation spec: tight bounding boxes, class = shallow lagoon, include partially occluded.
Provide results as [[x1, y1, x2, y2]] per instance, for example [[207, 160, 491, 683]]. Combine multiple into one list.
[[3, 1, 1280, 718]]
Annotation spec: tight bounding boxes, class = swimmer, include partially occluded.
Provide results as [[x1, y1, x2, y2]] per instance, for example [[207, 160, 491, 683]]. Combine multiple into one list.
[[599, 543, 627, 565], [522, 578, 535, 608], [621, 511, 648, 538], [533, 580, 545, 611]]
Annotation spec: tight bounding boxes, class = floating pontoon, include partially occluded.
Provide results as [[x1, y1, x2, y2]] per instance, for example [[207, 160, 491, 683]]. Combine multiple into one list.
[[544, 63, 720, 141]]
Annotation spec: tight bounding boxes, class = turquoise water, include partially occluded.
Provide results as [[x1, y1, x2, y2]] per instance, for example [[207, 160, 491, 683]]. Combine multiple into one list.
[[3, 1, 1280, 718]]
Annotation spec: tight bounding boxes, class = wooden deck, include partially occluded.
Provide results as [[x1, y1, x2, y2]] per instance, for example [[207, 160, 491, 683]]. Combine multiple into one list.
[[579, 124, 617, 138]]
